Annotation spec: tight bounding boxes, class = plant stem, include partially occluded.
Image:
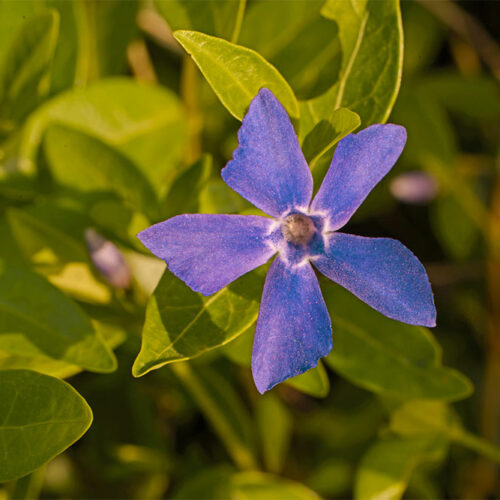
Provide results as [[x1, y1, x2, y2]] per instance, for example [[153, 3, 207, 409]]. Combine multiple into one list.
[[7, 466, 46, 500], [180, 55, 202, 165], [171, 363, 257, 471], [231, 0, 247, 44], [454, 429, 500, 465]]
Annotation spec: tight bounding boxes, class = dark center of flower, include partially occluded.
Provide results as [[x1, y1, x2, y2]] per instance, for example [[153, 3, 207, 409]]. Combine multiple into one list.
[[281, 214, 316, 245]]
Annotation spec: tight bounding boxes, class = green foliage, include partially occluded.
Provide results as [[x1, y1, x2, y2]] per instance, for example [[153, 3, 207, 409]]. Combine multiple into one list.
[[0, 0, 498, 497], [174, 30, 300, 120], [0, 369, 92, 482], [133, 269, 262, 377], [0, 261, 116, 373], [323, 282, 472, 401], [43, 124, 158, 219], [0, 9, 59, 129]]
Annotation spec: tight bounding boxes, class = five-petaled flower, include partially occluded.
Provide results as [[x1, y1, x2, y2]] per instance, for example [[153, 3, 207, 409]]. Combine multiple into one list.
[[138, 88, 436, 394]]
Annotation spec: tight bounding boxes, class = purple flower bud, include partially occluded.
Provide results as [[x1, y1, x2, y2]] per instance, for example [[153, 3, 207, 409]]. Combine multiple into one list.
[[390, 171, 438, 204], [85, 228, 131, 289]]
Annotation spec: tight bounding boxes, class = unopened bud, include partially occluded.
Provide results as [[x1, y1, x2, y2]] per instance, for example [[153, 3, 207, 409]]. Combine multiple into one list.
[[390, 171, 438, 204], [85, 228, 131, 289]]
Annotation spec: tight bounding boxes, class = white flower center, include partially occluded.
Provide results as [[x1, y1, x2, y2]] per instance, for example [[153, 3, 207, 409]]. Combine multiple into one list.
[[281, 214, 316, 245]]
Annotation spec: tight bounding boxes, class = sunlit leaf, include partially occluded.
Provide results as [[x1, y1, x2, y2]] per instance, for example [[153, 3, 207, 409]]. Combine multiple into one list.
[[230, 471, 320, 499], [19, 78, 187, 190], [301, 0, 403, 140], [355, 436, 447, 500], [0, 262, 116, 373], [0, 369, 92, 482], [132, 269, 263, 377], [174, 30, 300, 120]]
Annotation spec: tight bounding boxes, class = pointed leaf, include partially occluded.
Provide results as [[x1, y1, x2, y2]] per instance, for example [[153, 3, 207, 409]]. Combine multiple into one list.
[[0, 369, 92, 482], [174, 30, 299, 120], [301, 0, 403, 140], [133, 269, 263, 377]]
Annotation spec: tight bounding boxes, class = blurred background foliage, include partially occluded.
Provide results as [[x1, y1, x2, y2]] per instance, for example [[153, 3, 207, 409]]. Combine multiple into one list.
[[0, 0, 499, 498]]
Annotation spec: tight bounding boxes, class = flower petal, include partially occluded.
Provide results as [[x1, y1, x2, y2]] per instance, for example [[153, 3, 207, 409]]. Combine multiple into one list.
[[138, 214, 276, 296], [222, 88, 313, 218], [311, 124, 407, 230], [314, 233, 436, 327], [252, 257, 332, 393]]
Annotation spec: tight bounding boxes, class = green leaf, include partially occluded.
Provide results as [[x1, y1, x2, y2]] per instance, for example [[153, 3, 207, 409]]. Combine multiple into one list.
[[0, 320, 125, 378], [19, 78, 187, 190], [155, 0, 240, 39], [133, 269, 264, 377], [354, 436, 447, 500], [322, 282, 473, 401], [43, 124, 158, 219], [432, 195, 479, 261], [174, 30, 300, 121], [0, 9, 59, 127], [419, 73, 500, 120], [222, 325, 330, 398], [0, 262, 116, 373], [300, 106, 360, 169], [6, 205, 112, 304], [256, 394, 292, 474], [285, 362, 330, 398], [172, 363, 257, 470], [163, 155, 213, 218], [301, 0, 403, 136], [239, 1, 342, 100], [230, 471, 320, 499], [0, 369, 92, 482]]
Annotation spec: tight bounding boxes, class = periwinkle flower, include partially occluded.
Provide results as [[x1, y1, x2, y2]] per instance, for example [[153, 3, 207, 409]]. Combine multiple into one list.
[[138, 89, 436, 394]]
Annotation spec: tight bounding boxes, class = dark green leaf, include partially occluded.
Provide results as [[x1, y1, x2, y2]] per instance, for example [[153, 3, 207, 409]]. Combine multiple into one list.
[[43, 124, 158, 219], [163, 155, 213, 218], [300, 106, 360, 169], [155, 0, 239, 40], [0, 262, 116, 373], [0, 9, 59, 127], [0, 369, 92, 482], [256, 394, 292, 473], [239, 1, 342, 100], [174, 30, 300, 121], [172, 363, 257, 470], [322, 282, 473, 401]]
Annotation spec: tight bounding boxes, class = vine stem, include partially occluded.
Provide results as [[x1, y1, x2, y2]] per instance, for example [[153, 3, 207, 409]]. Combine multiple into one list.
[[231, 0, 247, 44], [180, 55, 202, 165], [171, 363, 257, 471]]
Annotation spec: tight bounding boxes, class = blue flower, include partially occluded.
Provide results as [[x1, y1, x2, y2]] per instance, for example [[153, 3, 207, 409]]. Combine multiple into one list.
[[138, 88, 436, 394]]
